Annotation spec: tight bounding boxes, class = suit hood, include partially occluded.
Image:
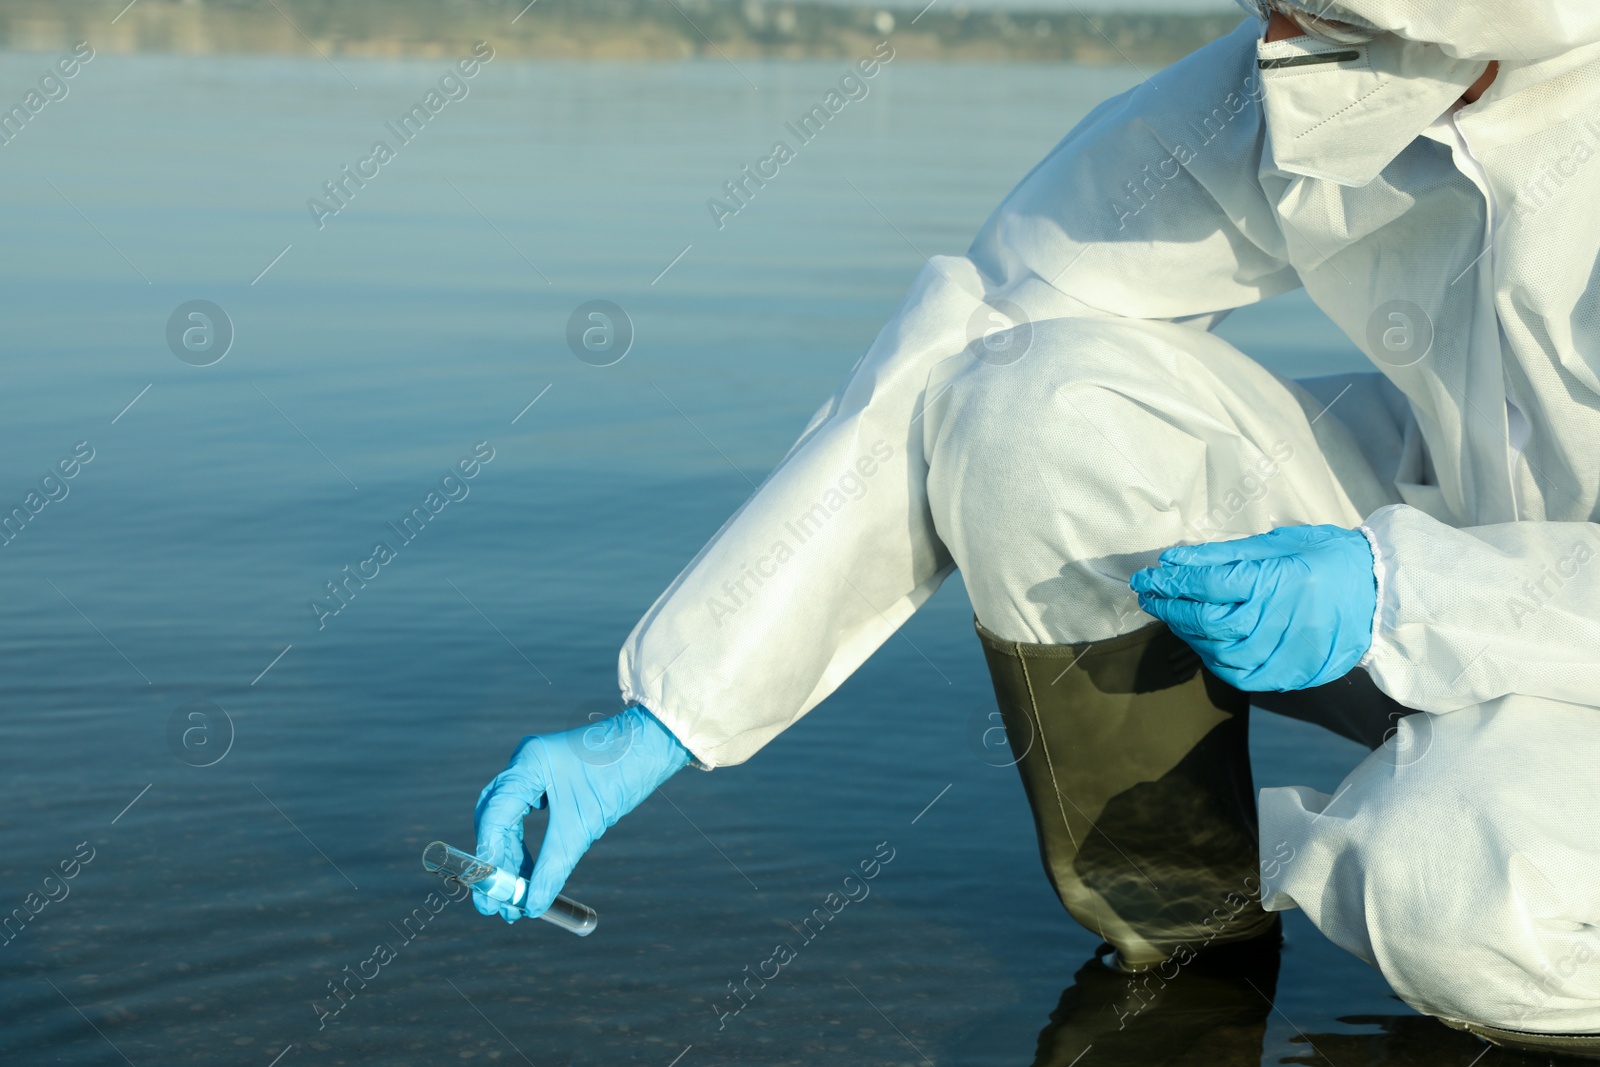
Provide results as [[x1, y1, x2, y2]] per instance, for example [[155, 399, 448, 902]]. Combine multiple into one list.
[[1270, 0, 1600, 61]]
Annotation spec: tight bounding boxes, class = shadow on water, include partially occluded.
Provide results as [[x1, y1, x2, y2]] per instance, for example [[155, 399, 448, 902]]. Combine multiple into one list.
[[1279, 1015, 1552, 1066], [1024, 937, 1576, 1067]]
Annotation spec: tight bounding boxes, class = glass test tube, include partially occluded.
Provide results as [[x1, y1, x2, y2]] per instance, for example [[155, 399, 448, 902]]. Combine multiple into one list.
[[422, 840, 598, 936]]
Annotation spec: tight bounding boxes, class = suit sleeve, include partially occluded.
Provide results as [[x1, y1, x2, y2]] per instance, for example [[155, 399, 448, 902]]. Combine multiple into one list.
[[620, 17, 1297, 767], [1359, 504, 1600, 712]]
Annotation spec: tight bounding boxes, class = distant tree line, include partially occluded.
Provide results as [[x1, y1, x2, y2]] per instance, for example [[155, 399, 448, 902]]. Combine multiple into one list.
[[2, 0, 1242, 62]]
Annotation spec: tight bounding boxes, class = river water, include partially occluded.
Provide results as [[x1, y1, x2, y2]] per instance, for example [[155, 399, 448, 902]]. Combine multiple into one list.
[[0, 44, 1496, 1066]]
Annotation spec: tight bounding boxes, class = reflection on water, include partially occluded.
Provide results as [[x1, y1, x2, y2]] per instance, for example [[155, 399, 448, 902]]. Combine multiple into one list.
[[1285, 1015, 1516, 1066], [1030, 932, 1282, 1067], [1028, 933, 1577, 1067]]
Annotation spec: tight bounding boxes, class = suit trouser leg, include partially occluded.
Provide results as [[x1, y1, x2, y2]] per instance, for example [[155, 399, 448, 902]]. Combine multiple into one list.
[[922, 317, 1409, 964]]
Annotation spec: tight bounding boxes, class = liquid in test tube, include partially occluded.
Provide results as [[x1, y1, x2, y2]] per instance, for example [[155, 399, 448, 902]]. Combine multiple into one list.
[[422, 841, 598, 936]]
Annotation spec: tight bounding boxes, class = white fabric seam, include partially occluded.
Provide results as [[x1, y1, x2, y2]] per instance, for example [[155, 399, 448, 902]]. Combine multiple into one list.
[[622, 689, 717, 771], [1356, 519, 1388, 673]]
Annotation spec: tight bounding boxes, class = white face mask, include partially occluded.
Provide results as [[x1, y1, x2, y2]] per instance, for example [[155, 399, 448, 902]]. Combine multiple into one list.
[[1258, 31, 1487, 186]]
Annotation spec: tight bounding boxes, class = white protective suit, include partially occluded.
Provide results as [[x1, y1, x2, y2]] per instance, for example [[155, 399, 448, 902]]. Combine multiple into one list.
[[619, 0, 1600, 1034]]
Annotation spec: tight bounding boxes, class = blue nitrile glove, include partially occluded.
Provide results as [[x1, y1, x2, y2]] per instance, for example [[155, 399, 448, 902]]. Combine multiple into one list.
[[1129, 524, 1377, 692], [473, 704, 693, 923]]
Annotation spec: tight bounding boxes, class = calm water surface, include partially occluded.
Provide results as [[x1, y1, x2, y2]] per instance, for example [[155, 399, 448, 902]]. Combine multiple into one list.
[[0, 49, 1502, 1065]]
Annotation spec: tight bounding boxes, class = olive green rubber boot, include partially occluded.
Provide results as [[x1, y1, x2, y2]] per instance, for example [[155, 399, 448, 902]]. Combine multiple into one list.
[[977, 618, 1277, 971], [1440, 1018, 1600, 1060]]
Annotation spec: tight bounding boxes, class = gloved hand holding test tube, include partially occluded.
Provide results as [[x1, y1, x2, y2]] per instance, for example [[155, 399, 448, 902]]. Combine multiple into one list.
[[466, 705, 693, 929], [422, 841, 598, 935]]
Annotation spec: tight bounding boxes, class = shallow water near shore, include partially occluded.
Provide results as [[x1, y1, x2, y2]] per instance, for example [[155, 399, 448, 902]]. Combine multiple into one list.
[[0, 49, 1507, 1065]]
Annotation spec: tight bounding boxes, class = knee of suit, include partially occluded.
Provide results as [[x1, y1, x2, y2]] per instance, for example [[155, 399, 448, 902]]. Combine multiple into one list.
[[925, 317, 1227, 642]]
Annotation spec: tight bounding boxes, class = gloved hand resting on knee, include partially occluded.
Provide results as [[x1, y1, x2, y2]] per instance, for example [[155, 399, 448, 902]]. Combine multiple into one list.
[[473, 705, 692, 922], [1129, 525, 1377, 692]]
